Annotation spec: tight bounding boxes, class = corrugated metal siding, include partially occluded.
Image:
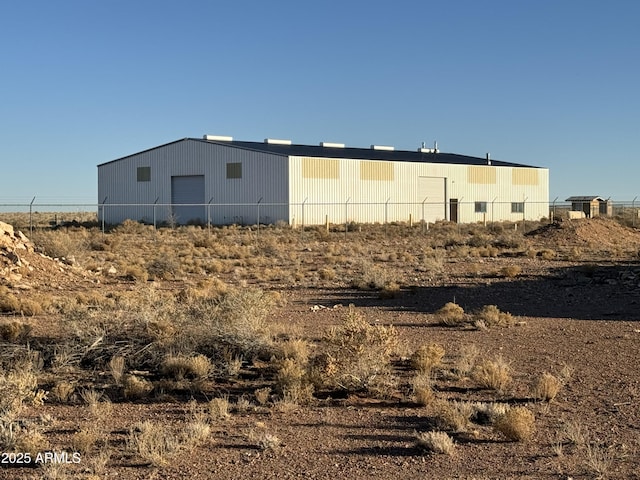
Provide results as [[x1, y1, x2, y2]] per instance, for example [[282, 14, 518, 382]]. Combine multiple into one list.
[[360, 161, 394, 181], [302, 157, 339, 179], [468, 166, 497, 184], [98, 139, 289, 225], [512, 168, 539, 185], [287, 157, 549, 225]]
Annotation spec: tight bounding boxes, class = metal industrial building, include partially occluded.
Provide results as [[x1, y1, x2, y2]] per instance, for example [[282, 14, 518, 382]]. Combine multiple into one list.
[[97, 135, 549, 226]]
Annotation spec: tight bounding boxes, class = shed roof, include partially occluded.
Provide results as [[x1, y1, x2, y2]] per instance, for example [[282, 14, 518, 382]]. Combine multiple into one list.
[[99, 137, 542, 168], [565, 196, 606, 202]]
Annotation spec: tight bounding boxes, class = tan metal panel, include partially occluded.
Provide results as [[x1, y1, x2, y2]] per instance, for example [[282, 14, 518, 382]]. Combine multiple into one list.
[[512, 168, 539, 185], [302, 157, 339, 179], [360, 160, 394, 181], [468, 166, 496, 184]]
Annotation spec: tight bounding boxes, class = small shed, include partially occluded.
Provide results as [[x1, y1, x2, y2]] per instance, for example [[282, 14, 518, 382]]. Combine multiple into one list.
[[565, 196, 612, 218]]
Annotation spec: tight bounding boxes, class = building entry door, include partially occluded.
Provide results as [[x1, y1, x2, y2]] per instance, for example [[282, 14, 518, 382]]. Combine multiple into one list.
[[449, 198, 459, 223]]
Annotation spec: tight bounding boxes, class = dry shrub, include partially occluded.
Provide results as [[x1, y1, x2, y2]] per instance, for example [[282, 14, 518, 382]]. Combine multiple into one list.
[[122, 265, 149, 282], [0, 367, 46, 418], [186, 287, 275, 359], [415, 430, 455, 454], [353, 263, 398, 291], [276, 338, 310, 364], [15, 427, 48, 456], [274, 358, 314, 404], [562, 420, 588, 446], [470, 402, 511, 425], [434, 400, 473, 432], [72, 426, 101, 454], [182, 420, 211, 449], [531, 372, 562, 402], [585, 443, 613, 478], [499, 265, 522, 278], [436, 302, 466, 327], [254, 387, 271, 406], [454, 344, 479, 378], [538, 248, 556, 260], [161, 354, 212, 380], [314, 306, 398, 394], [50, 381, 75, 403], [475, 305, 515, 328], [0, 320, 32, 342], [472, 355, 512, 392], [493, 406, 535, 442], [208, 396, 231, 420], [123, 375, 153, 399], [128, 421, 181, 467], [248, 427, 281, 451], [108, 356, 125, 386], [318, 268, 336, 281], [378, 281, 401, 299], [0, 287, 21, 313], [413, 372, 435, 406], [411, 343, 445, 373]]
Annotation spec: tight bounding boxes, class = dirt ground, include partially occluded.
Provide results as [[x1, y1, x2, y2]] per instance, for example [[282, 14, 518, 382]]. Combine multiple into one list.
[[1, 217, 640, 479]]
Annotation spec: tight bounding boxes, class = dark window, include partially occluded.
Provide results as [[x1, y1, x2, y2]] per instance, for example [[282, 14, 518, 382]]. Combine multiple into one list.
[[137, 166, 151, 182], [511, 202, 525, 213], [474, 201, 487, 213], [226, 162, 242, 179]]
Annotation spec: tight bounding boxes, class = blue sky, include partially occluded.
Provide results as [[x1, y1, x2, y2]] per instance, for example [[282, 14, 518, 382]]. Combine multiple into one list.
[[1, 0, 639, 206]]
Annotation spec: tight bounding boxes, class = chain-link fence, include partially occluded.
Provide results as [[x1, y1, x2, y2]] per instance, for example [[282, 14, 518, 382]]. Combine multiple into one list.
[[2, 200, 640, 234]]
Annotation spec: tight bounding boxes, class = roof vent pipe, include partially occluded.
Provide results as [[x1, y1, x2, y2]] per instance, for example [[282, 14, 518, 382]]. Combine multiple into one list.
[[486, 153, 491, 165]]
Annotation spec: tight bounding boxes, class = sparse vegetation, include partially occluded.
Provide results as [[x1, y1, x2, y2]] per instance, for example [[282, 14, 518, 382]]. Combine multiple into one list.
[[0, 216, 635, 477]]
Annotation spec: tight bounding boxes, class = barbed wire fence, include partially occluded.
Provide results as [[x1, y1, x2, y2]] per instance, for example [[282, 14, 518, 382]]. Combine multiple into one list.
[[1, 199, 639, 236]]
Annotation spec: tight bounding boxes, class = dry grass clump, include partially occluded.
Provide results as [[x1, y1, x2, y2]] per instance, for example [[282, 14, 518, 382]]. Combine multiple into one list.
[[313, 306, 398, 395], [436, 302, 466, 327], [493, 406, 535, 442], [415, 430, 455, 455], [474, 305, 516, 328], [470, 401, 511, 425], [412, 372, 435, 406], [208, 396, 231, 420], [254, 387, 271, 406], [434, 399, 473, 432], [531, 372, 562, 402], [123, 375, 154, 399], [50, 381, 75, 403], [108, 356, 126, 385], [128, 420, 181, 467], [499, 265, 522, 278], [411, 343, 445, 373], [276, 338, 311, 364], [472, 355, 512, 393], [454, 344, 479, 378], [274, 358, 314, 404], [0, 320, 32, 342], [161, 354, 212, 380], [72, 426, 101, 454], [248, 428, 281, 451]]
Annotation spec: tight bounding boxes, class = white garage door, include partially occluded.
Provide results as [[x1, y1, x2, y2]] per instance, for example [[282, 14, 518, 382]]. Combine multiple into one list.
[[171, 175, 205, 225], [418, 176, 446, 222]]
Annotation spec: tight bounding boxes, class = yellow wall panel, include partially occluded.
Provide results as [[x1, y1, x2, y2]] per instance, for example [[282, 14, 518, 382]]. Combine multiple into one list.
[[468, 166, 496, 184], [512, 168, 539, 185], [360, 160, 394, 181], [302, 157, 339, 179]]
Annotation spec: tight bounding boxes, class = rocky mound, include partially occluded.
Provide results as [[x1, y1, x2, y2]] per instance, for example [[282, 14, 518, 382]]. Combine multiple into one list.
[[0, 221, 87, 290], [526, 217, 640, 252]]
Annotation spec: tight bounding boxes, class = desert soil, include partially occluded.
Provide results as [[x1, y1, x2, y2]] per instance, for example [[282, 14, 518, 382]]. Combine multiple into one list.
[[1, 217, 640, 480]]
